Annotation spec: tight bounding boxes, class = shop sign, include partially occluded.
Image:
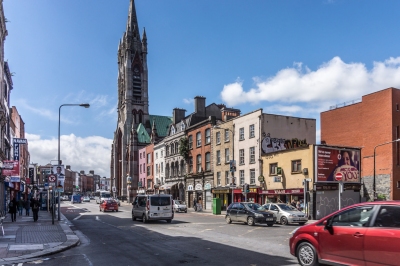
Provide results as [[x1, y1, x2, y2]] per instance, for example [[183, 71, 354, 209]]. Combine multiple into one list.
[[195, 183, 203, 191], [187, 185, 193, 191], [258, 175, 265, 182], [10, 176, 20, 182], [261, 188, 304, 194], [212, 189, 229, 194], [204, 183, 211, 190], [3, 161, 20, 176], [249, 188, 258, 193]]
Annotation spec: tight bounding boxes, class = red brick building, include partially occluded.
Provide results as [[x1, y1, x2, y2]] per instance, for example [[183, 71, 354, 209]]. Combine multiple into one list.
[[321, 87, 400, 200]]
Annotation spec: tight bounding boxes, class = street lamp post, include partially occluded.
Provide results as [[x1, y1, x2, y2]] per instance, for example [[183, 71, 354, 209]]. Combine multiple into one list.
[[214, 125, 235, 204], [58, 103, 90, 220], [373, 138, 400, 201]]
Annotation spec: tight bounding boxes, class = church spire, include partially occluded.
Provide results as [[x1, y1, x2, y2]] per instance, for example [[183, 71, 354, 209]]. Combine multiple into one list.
[[126, 0, 140, 37]]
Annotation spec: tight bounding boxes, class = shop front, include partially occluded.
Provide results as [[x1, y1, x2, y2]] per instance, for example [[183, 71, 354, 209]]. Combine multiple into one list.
[[261, 188, 304, 204], [212, 187, 230, 210]]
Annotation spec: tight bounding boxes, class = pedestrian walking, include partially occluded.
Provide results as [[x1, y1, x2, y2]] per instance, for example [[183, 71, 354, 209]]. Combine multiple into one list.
[[193, 198, 197, 211], [24, 198, 30, 216], [197, 197, 203, 212], [18, 197, 24, 216], [8, 197, 17, 222], [31, 197, 40, 222]]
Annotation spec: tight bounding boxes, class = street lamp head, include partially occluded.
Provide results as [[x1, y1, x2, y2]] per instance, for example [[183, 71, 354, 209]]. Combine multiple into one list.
[[80, 103, 90, 108]]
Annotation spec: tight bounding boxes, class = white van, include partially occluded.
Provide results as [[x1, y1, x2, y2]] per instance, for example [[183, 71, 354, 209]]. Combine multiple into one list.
[[131, 194, 174, 223]]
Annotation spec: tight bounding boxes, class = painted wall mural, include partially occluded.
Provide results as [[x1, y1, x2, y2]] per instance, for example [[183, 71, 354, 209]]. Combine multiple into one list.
[[261, 132, 308, 154]]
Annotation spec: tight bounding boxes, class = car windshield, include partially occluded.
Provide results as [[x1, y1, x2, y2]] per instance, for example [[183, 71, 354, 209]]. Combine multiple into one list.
[[245, 203, 263, 211], [277, 204, 296, 211], [174, 200, 184, 205]]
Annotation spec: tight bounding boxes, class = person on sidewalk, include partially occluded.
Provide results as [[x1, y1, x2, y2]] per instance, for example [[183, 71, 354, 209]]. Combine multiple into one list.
[[24, 198, 30, 216], [8, 197, 17, 222], [18, 197, 24, 216], [193, 198, 197, 211], [31, 197, 40, 222], [197, 197, 203, 212]]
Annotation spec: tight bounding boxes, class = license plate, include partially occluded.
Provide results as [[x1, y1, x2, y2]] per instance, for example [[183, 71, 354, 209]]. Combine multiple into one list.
[[109, 207, 114, 210], [266, 218, 274, 221]]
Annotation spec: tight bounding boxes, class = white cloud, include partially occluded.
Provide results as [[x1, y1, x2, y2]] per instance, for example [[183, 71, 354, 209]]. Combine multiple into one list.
[[221, 56, 400, 110], [183, 98, 194, 104], [26, 133, 112, 177]]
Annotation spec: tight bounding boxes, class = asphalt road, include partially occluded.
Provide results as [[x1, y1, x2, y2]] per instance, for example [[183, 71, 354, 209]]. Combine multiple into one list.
[[22, 201, 301, 266]]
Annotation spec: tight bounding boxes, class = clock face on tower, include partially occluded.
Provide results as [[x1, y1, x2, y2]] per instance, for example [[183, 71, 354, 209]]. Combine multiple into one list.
[[133, 65, 139, 73]]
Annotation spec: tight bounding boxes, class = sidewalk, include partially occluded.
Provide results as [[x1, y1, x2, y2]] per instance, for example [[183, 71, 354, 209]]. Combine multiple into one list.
[[0, 208, 79, 263]]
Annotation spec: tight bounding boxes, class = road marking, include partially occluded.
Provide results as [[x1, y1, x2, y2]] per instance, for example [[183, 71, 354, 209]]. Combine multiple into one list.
[[73, 215, 82, 221], [96, 216, 100, 221]]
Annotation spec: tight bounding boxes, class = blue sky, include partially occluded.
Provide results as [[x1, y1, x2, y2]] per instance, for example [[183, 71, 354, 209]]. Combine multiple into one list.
[[4, 0, 400, 177]]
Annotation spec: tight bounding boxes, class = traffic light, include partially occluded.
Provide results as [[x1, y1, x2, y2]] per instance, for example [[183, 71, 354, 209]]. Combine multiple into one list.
[[243, 183, 250, 193]]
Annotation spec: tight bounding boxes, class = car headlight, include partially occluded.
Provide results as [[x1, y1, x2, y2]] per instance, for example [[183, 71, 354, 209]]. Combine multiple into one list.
[[255, 213, 264, 218], [289, 214, 297, 217], [290, 227, 300, 235]]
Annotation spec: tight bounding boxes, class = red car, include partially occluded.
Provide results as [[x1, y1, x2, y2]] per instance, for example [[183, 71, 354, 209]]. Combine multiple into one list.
[[290, 201, 400, 266], [99, 199, 119, 212]]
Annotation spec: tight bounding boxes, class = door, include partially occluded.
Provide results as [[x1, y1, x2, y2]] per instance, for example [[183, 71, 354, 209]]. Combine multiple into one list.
[[364, 205, 400, 265], [189, 192, 193, 208], [319, 205, 374, 265], [228, 203, 238, 222], [269, 204, 281, 222], [236, 203, 247, 222]]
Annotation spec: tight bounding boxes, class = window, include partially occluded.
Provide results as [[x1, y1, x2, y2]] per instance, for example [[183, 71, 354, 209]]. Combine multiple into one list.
[[240, 170, 245, 185], [224, 129, 230, 142], [249, 124, 255, 138], [140, 164, 142, 174], [171, 126, 175, 135], [188, 157, 193, 173], [331, 206, 374, 227], [161, 162, 163, 173], [156, 152, 158, 159], [250, 169, 255, 184], [181, 123, 185, 131], [140, 153, 142, 159], [147, 166, 151, 176], [216, 132, 221, 144], [196, 132, 202, 147], [239, 149, 244, 165], [161, 150, 163, 157], [292, 160, 302, 173], [239, 127, 244, 140], [170, 145, 174, 155], [225, 171, 230, 185], [225, 148, 230, 163], [188, 135, 193, 149], [216, 150, 221, 165], [155, 163, 158, 174], [249, 147, 255, 163], [205, 128, 211, 144], [196, 155, 202, 173], [147, 153, 151, 164], [374, 206, 400, 227], [205, 152, 211, 171], [171, 164, 174, 177], [175, 142, 179, 154], [147, 179, 152, 189], [270, 163, 278, 175], [217, 172, 221, 186], [166, 145, 169, 156]]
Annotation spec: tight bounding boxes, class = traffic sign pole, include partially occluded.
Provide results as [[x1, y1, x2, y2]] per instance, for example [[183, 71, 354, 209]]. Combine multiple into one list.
[[335, 172, 344, 210]]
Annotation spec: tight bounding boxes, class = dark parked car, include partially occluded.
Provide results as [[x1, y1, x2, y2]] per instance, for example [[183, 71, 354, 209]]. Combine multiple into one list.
[[290, 201, 400, 266], [225, 202, 276, 226]]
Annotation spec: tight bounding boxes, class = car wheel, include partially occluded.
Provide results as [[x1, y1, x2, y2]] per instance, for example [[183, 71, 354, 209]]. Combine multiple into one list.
[[281, 216, 288, 225], [299, 222, 306, 226], [225, 215, 232, 224], [184, 210, 187, 213], [132, 212, 136, 221], [142, 214, 147, 223], [247, 216, 255, 226], [166, 219, 172, 223], [297, 242, 319, 266], [267, 223, 274, 227]]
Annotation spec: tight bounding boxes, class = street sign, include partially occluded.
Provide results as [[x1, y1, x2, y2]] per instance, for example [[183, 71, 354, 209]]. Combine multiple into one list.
[[112, 186, 116, 192], [48, 174, 56, 182], [335, 172, 343, 181]]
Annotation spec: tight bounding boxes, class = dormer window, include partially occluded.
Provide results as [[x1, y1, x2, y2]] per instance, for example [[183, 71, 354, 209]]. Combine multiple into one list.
[[171, 126, 176, 135], [181, 123, 185, 131]]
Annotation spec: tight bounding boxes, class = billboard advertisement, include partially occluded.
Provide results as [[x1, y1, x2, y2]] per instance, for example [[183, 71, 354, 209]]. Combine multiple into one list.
[[315, 146, 361, 183], [3, 160, 20, 176]]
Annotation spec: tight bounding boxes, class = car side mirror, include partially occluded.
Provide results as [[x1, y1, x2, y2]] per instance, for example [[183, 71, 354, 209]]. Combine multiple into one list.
[[323, 219, 333, 229]]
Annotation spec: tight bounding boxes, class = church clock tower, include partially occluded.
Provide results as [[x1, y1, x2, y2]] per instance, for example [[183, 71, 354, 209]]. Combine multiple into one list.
[[112, 0, 150, 199]]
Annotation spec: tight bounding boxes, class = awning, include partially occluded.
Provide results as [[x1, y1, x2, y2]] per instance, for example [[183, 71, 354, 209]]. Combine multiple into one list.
[[160, 182, 178, 190]]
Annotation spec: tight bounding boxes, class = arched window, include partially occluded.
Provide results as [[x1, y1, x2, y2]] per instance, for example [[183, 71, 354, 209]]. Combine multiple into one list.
[[166, 145, 169, 156], [181, 160, 185, 175], [175, 161, 179, 176], [170, 145, 174, 155], [175, 142, 179, 154], [171, 163, 174, 178], [165, 164, 169, 178]]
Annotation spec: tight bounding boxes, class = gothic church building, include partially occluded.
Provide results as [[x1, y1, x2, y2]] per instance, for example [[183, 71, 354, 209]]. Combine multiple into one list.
[[111, 0, 171, 199]]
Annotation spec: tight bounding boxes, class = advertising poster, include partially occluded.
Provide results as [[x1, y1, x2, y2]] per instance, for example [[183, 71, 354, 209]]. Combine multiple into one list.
[[3, 160, 20, 176], [53, 165, 65, 193], [316, 146, 360, 183]]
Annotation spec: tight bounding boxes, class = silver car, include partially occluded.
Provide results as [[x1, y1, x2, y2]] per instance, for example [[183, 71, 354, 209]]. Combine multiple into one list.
[[263, 203, 308, 225], [173, 200, 187, 213]]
